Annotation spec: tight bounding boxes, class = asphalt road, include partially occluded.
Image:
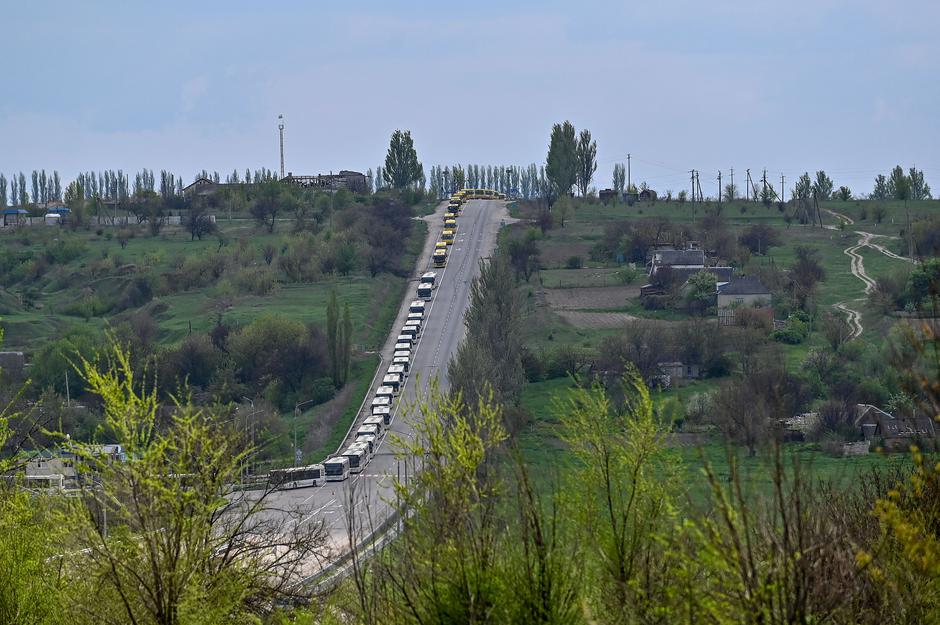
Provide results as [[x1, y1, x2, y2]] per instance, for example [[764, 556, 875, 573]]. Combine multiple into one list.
[[264, 198, 508, 564]]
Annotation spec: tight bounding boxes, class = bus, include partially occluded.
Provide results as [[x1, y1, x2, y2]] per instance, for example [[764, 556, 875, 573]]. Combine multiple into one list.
[[394, 341, 411, 352], [269, 464, 325, 489], [355, 434, 376, 455], [392, 357, 410, 373], [409, 300, 426, 314], [404, 319, 421, 334], [444, 210, 458, 221], [371, 396, 391, 411], [357, 424, 380, 439], [393, 349, 411, 360], [371, 405, 391, 424], [383, 372, 402, 392], [400, 325, 418, 341], [324, 456, 350, 482], [363, 415, 386, 434], [442, 229, 455, 245], [420, 271, 437, 286], [433, 247, 447, 268], [396, 334, 413, 347], [341, 445, 369, 474], [417, 282, 433, 300], [375, 385, 395, 401], [444, 218, 457, 231]]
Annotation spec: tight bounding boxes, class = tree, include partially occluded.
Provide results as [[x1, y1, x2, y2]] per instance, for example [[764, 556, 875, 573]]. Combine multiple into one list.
[[66, 345, 328, 625], [723, 183, 738, 202], [326, 289, 339, 387], [812, 170, 834, 200], [685, 269, 717, 315], [545, 121, 577, 201], [575, 128, 597, 196], [250, 181, 281, 233], [889, 165, 911, 201], [837, 185, 852, 201], [448, 255, 525, 410], [909, 166, 932, 200], [185, 197, 217, 241], [871, 174, 890, 200], [507, 228, 541, 281], [739, 223, 781, 255], [792, 172, 812, 200], [383, 129, 422, 189], [612, 163, 625, 197], [554, 195, 573, 227]]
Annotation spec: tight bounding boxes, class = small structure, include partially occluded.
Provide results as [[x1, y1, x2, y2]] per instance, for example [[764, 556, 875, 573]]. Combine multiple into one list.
[[1, 208, 29, 227], [639, 188, 657, 202], [598, 188, 618, 203], [0, 352, 25, 379], [657, 361, 701, 381], [854, 404, 937, 452], [648, 246, 706, 277]]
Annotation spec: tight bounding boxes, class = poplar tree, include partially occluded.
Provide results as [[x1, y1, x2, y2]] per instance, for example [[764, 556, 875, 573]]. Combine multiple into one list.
[[575, 129, 597, 196], [545, 121, 577, 200], [613, 163, 626, 195], [383, 129, 422, 189]]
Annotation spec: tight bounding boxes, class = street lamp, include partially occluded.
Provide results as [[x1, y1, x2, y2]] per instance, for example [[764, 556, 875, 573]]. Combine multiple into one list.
[[293, 399, 319, 466]]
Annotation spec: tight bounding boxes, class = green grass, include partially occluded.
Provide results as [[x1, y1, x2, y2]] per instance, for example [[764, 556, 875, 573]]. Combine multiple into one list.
[[515, 377, 913, 505]]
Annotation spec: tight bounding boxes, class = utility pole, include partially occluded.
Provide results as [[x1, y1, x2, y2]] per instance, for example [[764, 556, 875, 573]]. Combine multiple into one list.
[[717, 170, 722, 207], [627, 153, 631, 191], [762, 169, 768, 201], [781, 174, 785, 202], [690, 170, 696, 206], [746, 169, 752, 201], [277, 114, 285, 179], [695, 171, 703, 204], [729, 167, 734, 201]]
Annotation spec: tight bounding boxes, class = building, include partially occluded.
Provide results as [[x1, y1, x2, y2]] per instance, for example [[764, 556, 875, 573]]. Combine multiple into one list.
[[639, 188, 657, 202], [854, 404, 936, 451], [281, 170, 370, 193], [657, 361, 702, 380], [649, 246, 706, 277], [717, 276, 771, 309]]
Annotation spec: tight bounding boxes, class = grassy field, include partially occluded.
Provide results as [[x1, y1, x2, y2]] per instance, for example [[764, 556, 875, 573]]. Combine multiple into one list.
[[515, 378, 913, 504]]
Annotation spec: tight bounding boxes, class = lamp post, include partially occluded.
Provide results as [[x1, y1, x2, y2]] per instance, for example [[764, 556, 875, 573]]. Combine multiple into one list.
[[293, 399, 318, 466]]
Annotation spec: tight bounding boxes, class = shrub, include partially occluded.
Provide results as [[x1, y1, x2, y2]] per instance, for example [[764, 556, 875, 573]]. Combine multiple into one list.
[[565, 255, 583, 269]]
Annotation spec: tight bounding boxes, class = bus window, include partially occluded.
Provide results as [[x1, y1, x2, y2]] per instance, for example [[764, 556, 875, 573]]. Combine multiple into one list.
[[324, 457, 350, 482]]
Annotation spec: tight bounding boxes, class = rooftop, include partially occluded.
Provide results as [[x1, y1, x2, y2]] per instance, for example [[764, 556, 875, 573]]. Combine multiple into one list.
[[718, 276, 770, 296]]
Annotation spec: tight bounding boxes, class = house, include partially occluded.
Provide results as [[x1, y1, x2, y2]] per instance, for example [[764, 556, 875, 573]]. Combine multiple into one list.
[[657, 361, 702, 380], [854, 404, 937, 451], [640, 266, 734, 298], [598, 188, 618, 203], [639, 188, 657, 202], [24, 452, 76, 489], [717, 276, 771, 308], [649, 247, 706, 277]]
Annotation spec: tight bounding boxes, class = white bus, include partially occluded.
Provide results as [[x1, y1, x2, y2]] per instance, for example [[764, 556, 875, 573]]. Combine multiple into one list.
[[363, 415, 386, 434], [324, 456, 350, 482], [409, 300, 426, 314], [407, 311, 423, 323], [371, 405, 391, 423], [357, 424, 380, 439], [355, 434, 376, 455], [341, 446, 369, 474], [383, 373, 402, 392], [375, 385, 395, 401], [420, 271, 437, 286], [371, 396, 391, 411], [393, 349, 411, 360], [269, 463, 325, 489], [396, 334, 413, 347], [404, 319, 421, 334], [417, 282, 433, 300], [400, 326, 418, 341], [388, 363, 407, 378], [394, 342, 411, 352]]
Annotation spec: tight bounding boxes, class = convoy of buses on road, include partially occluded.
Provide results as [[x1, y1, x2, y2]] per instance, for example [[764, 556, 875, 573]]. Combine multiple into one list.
[[267, 190, 502, 489]]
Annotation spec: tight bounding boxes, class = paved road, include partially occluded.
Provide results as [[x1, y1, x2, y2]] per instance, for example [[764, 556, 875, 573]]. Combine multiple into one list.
[[263, 198, 508, 566]]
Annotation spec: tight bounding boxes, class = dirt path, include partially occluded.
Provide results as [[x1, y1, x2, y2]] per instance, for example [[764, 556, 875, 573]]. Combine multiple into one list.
[[822, 208, 913, 339]]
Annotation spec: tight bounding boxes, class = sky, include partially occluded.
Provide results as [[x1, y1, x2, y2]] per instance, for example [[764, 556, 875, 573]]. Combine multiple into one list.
[[2, 0, 938, 196]]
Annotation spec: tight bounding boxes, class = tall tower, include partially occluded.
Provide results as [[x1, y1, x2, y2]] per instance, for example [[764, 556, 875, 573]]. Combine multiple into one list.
[[278, 114, 285, 179]]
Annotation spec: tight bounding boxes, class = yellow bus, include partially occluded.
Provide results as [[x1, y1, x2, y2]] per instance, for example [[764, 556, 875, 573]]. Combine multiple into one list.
[[444, 210, 458, 221], [444, 218, 457, 231], [433, 247, 447, 268], [442, 229, 455, 244]]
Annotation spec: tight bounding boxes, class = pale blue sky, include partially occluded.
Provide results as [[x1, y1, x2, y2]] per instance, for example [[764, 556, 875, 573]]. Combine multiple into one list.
[[2, 0, 938, 195]]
